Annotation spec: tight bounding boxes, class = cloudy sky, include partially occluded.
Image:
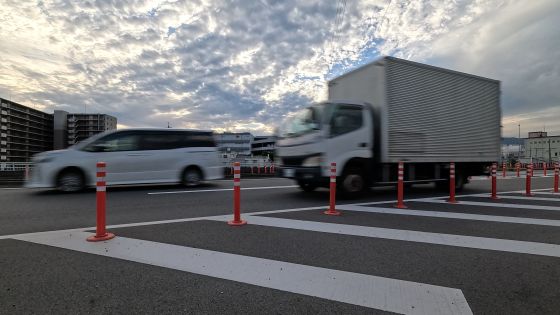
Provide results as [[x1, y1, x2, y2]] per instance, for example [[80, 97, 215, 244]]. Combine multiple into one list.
[[1, 0, 559, 137]]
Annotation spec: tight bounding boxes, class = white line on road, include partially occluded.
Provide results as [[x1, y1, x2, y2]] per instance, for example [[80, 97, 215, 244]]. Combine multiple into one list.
[[212, 216, 560, 258], [147, 185, 298, 195], [464, 192, 560, 202], [527, 192, 560, 196], [14, 231, 472, 315], [337, 205, 560, 227], [0, 202, 388, 240], [478, 195, 560, 202], [421, 199, 560, 211]]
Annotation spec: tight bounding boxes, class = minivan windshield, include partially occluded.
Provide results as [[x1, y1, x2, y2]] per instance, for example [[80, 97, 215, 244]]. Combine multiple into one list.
[[279, 103, 330, 138], [72, 130, 115, 150]]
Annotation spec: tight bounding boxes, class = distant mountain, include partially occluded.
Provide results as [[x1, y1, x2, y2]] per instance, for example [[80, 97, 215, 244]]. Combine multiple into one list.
[[501, 137, 524, 145]]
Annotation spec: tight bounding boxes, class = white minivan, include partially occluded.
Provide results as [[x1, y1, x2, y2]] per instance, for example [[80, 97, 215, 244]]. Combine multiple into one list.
[[26, 128, 224, 192]]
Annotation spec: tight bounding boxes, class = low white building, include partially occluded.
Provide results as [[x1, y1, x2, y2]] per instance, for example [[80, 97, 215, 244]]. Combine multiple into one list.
[[523, 132, 560, 163], [214, 132, 254, 156]]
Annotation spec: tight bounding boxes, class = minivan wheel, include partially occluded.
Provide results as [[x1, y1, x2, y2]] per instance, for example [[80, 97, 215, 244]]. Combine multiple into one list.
[[57, 170, 85, 192], [182, 168, 202, 187]]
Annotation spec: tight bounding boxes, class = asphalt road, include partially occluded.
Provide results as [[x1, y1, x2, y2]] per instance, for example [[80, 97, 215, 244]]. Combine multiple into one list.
[[1, 175, 559, 314]]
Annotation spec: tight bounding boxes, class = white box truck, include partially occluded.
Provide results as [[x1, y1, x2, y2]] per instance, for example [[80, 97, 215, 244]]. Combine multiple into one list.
[[275, 56, 501, 196]]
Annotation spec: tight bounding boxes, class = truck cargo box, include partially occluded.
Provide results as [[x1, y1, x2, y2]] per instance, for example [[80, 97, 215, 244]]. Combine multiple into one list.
[[328, 56, 501, 163]]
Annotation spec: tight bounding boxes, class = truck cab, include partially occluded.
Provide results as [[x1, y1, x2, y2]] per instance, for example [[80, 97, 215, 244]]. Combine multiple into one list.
[[276, 101, 376, 194]]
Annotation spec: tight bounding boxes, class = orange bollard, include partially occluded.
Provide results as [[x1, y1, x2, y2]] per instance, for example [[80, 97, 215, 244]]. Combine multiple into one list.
[[87, 162, 115, 242], [490, 163, 498, 200], [324, 162, 341, 215], [554, 162, 559, 193], [502, 162, 506, 178], [543, 163, 547, 176], [228, 162, 247, 226], [448, 162, 458, 204], [516, 162, 520, 177], [525, 163, 533, 197], [394, 162, 408, 208]]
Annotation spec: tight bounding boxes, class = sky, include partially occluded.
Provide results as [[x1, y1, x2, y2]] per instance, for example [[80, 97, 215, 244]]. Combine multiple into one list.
[[0, 0, 559, 137]]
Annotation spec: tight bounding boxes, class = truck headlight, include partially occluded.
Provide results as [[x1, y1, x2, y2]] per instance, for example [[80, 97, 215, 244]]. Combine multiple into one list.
[[302, 156, 322, 167]]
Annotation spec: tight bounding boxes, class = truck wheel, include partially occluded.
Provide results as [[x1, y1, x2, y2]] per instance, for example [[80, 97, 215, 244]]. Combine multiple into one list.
[[297, 180, 317, 192], [436, 172, 466, 192], [339, 170, 365, 198]]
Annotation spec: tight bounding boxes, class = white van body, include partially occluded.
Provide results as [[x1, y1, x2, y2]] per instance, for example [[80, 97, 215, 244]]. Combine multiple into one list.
[[26, 128, 224, 191]]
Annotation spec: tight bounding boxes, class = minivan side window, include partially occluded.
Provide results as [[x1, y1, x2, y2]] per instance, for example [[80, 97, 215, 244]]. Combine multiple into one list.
[[84, 132, 141, 152], [186, 132, 215, 147], [138, 131, 216, 151], [330, 105, 363, 137]]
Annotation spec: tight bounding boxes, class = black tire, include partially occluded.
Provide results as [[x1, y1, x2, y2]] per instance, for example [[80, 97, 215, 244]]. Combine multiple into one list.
[[339, 168, 366, 198], [182, 167, 202, 187], [56, 169, 85, 192], [436, 171, 466, 192], [297, 180, 317, 192]]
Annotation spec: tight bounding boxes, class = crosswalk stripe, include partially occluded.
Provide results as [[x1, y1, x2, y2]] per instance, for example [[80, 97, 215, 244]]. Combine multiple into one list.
[[422, 199, 560, 211], [14, 231, 472, 315], [213, 216, 560, 258], [464, 194, 560, 202], [337, 205, 560, 227]]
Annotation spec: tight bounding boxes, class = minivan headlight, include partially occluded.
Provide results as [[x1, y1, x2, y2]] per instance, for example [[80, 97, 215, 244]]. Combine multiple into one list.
[[302, 156, 322, 167], [34, 155, 54, 163]]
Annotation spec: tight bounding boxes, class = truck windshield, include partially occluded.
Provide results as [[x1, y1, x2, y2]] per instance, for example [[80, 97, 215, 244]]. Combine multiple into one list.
[[279, 104, 325, 138]]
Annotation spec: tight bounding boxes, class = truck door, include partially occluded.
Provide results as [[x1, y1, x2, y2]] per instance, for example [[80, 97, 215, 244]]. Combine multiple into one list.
[[325, 104, 372, 176]]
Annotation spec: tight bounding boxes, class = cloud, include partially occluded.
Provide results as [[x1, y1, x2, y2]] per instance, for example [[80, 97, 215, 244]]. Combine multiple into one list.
[[0, 0, 558, 137]]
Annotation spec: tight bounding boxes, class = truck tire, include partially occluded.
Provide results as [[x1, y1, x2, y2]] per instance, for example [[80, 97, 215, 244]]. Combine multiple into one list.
[[339, 169, 366, 198], [297, 180, 317, 192], [436, 171, 466, 192]]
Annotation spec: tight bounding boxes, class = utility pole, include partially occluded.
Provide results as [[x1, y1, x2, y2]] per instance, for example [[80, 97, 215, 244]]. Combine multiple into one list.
[[549, 138, 552, 163], [518, 124, 521, 160]]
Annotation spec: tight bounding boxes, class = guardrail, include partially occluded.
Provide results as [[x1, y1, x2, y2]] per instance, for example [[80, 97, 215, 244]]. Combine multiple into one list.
[[0, 162, 32, 171]]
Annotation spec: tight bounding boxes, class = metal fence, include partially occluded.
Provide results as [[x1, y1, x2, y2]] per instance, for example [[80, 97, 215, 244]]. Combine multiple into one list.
[[0, 162, 32, 171]]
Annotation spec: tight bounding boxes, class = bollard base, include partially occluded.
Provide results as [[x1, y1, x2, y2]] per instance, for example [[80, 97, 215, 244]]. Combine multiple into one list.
[[394, 204, 408, 209], [324, 209, 341, 216], [228, 220, 247, 226], [87, 232, 115, 242], [490, 196, 500, 200], [447, 199, 459, 204], [524, 193, 534, 197]]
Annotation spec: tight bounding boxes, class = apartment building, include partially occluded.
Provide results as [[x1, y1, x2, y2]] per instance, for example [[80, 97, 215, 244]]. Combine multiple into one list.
[[251, 135, 276, 157], [53, 110, 117, 148], [0, 98, 54, 162]]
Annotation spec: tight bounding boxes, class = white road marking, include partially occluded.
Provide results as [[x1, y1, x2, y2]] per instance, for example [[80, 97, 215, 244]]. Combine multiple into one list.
[[213, 178, 289, 182], [147, 185, 298, 195], [477, 195, 560, 202], [528, 192, 560, 196], [337, 205, 560, 227], [422, 199, 560, 211], [0, 187, 23, 190], [0, 202, 388, 240], [14, 231, 472, 315], [212, 216, 560, 258]]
